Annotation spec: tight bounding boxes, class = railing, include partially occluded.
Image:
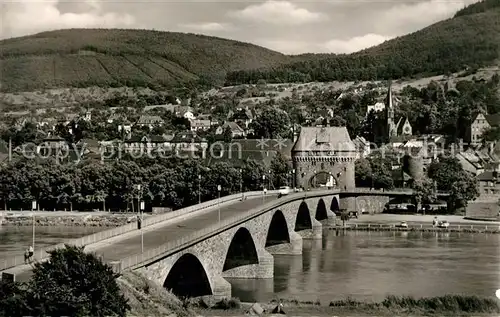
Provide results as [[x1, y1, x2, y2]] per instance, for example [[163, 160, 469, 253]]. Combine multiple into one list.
[[0, 190, 279, 272], [118, 189, 336, 271], [345, 223, 500, 231]]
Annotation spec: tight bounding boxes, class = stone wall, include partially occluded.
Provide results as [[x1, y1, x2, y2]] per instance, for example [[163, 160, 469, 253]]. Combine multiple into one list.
[[141, 195, 338, 299], [466, 200, 500, 219]]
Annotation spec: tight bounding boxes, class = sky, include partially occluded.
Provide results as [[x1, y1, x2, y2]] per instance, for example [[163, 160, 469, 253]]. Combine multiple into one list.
[[0, 0, 481, 54]]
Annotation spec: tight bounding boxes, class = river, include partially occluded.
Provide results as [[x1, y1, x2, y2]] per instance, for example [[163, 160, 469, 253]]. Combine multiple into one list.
[[0, 226, 102, 260], [227, 230, 500, 303], [1, 227, 499, 303]]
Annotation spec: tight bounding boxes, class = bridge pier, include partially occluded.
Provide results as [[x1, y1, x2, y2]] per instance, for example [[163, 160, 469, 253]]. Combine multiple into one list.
[[266, 231, 303, 255], [297, 218, 323, 240], [222, 248, 274, 279], [211, 275, 232, 300]]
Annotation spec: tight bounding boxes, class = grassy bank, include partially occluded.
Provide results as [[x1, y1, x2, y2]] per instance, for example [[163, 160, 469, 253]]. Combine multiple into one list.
[[118, 272, 500, 317], [197, 296, 500, 316]]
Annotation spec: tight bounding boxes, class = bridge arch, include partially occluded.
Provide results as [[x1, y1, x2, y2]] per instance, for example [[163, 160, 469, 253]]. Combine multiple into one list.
[[163, 253, 212, 298], [330, 196, 340, 215], [265, 210, 290, 247], [315, 199, 328, 221], [295, 201, 312, 231], [223, 227, 259, 271]]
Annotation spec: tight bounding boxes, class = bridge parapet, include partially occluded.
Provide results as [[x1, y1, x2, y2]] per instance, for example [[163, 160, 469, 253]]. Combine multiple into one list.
[[0, 190, 279, 272]]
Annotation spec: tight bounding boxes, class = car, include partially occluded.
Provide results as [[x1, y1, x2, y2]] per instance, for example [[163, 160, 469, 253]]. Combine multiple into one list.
[[438, 220, 450, 228], [278, 186, 292, 198], [397, 221, 408, 228]]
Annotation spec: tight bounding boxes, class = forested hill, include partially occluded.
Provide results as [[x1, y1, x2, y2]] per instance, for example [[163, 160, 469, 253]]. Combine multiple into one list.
[[0, 29, 290, 92], [226, 1, 500, 85]]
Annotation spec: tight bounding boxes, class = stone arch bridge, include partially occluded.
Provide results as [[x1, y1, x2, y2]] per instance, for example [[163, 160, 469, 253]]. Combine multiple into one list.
[[119, 189, 440, 299], [137, 193, 340, 299]]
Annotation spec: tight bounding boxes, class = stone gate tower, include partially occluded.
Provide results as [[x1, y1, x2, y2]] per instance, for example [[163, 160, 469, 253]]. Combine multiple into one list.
[[292, 126, 357, 189]]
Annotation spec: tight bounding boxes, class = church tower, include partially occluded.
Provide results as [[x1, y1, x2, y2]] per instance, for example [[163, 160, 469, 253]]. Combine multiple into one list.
[[385, 81, 396, 141]]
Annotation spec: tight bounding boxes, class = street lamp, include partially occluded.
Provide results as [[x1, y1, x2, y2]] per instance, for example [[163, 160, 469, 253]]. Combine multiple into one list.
[[268, 169, 272, 189], [292, 169, 296, 190], [140, 200, 145, 253], [262, 175, 266, 203], [198, 174, 202, 205], [217, 185, 221, 223], [31, 200, 37, 254], [239, 168, 243, 201]]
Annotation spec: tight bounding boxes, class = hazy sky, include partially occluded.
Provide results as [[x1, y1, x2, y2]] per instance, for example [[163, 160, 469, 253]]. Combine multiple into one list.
[[0, 0, 480, 54]]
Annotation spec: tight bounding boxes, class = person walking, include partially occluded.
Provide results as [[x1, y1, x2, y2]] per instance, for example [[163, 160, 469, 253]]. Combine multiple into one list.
[[28, 245, 34, 263]]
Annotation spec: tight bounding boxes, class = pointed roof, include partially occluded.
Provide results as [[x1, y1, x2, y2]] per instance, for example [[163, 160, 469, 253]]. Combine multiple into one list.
[[291, 126, 356, 153]]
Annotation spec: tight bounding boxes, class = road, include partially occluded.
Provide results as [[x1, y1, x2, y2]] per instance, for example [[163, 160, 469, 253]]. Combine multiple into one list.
[[94, 195, 279, 262], [4, 195, 278, 282]]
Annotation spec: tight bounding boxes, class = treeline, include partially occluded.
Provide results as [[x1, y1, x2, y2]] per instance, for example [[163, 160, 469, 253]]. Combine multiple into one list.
[[226, 8, 500, 85], [0, 154, 291, 212], [454, 0, 500, 17]]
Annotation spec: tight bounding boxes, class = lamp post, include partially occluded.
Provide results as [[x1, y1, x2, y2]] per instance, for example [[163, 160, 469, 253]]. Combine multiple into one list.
[[198, 174, 201, 205], [262, 174, 266, 203], [239, 168, 243, 201], [31, 200, 36, 254], [292, 169, 295, 190], [217, 185, 221, 223], [140, 200, 145, 253], [313, 170, 316, 188], [268, 169, 272, 190]]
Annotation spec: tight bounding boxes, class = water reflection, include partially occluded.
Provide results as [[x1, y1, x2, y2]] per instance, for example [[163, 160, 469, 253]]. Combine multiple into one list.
[[228, 230, 500, 303]]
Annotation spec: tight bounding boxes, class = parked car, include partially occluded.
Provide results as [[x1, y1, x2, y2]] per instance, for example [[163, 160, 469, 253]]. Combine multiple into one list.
[[437, 220, 450, 228], [397, 221, 408, 228], [278, 186, 292, 198]]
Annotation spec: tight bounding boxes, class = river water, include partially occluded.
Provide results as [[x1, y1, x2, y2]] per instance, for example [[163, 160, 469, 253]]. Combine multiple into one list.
[[0, 226, 102, 260], [1, 227, 499, 303], [228, 230, 500, 303]]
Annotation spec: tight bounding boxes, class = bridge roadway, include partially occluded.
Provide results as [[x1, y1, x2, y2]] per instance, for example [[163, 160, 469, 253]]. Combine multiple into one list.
[[95, 195, 279, 262], [2, 188, 447, 282], [4, 195, 279, 282]]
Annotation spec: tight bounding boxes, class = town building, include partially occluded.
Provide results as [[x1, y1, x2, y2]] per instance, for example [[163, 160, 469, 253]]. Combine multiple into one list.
[[215, 122, 246, 138], [136, 115, 164, 129], [466, 113, 500, 145]]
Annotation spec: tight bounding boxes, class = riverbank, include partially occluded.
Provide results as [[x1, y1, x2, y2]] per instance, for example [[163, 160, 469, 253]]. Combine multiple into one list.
[[118, 272, 500, 317], [329, 224, 500, 234], [195, 296, 500, 317], [1, 212, 137, 227]]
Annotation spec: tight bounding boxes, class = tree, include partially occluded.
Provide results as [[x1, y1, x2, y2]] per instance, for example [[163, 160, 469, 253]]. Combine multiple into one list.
[[355, 158, 372, 187], [1, 245, 129, 317], [250, 108, 291, 139], [428, 156, 479, 211], [222, 126, 233, 143], [412, 176, 437, 211], [270, 152, 291, 188]]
